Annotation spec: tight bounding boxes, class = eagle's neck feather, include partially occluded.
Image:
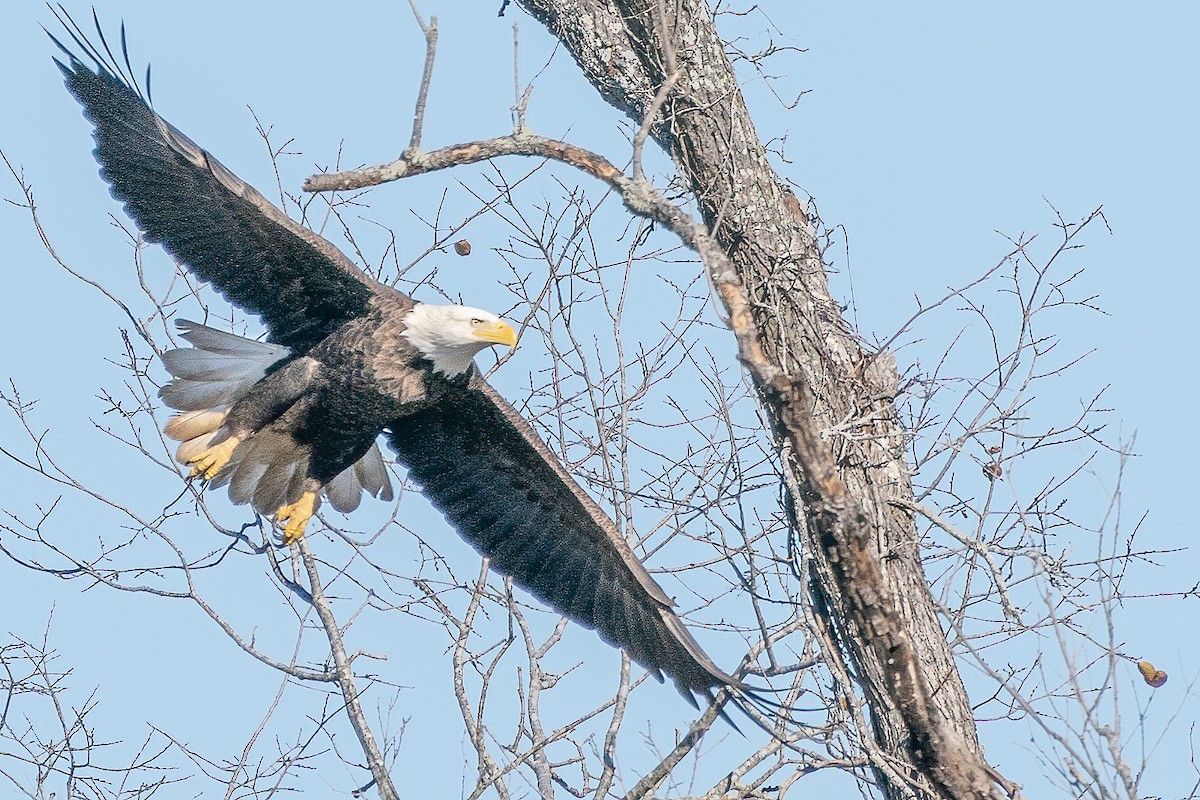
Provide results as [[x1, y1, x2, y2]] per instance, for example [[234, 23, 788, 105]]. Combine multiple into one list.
[[421, 347, 478, 376]]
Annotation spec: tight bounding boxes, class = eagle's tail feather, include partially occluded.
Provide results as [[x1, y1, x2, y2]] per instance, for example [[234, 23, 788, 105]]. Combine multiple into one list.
[[159, 320, 393, 513], [159, 320, 287, 411], [174, 427, 224, 466], [325, 464, 365, 513], [354, 440, 395, 503], [210, 429, 308, 513], [164, 407, 229, 442], [322, 445, 395, 513]]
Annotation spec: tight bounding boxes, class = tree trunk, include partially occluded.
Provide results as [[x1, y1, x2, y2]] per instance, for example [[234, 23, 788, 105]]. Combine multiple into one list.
[[514, 2, 1006, 797]]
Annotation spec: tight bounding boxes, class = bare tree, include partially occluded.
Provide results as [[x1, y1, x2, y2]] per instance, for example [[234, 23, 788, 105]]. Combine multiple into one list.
[[0, 3, 1182, 800], [1, 621, 180, 799]]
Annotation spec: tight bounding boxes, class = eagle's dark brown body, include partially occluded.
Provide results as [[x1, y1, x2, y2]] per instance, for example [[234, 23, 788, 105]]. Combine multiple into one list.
[[221, 298, 428, 488]]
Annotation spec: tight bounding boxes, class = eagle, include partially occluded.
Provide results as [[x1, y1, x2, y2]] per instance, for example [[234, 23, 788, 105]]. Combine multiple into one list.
[[50, 12, 757, 714]]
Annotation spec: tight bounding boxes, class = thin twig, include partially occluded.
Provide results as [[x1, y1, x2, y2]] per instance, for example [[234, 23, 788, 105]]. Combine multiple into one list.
[[405, 2, 438, 155], [631, 69, 682, 181]]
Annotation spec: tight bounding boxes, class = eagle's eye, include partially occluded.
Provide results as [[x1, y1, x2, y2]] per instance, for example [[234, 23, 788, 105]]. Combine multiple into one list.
[[470, 318, 484, 325]]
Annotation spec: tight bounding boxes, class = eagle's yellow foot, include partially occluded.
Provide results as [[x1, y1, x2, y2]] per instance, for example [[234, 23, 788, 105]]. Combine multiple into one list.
[[276, 491, 318, 545], [186, 435, 241, 480]]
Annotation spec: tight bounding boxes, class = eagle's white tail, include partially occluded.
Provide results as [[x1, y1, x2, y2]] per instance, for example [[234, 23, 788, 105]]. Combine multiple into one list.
[[160, 320, 393, 513]]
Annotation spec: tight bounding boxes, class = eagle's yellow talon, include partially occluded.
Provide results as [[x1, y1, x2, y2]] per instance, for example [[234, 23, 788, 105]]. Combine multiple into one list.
[[276, 491, 318, 545], [186, 435, 241, 480]]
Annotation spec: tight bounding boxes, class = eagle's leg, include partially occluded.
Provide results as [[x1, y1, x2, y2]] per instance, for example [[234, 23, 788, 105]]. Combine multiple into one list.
[[276, 490, 319, 544], [187, 435, 242, 480]]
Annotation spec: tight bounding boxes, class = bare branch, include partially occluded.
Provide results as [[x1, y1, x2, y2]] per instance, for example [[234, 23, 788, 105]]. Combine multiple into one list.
[[404, 2, 437, 156], [294, 536, 400, 800]]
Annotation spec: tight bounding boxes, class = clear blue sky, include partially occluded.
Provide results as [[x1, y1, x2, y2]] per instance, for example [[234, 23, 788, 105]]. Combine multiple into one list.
[[1, 2, 1196, 798]]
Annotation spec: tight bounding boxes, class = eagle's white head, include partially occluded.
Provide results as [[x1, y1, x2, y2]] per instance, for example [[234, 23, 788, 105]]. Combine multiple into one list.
[[402, 303, 518, 376]]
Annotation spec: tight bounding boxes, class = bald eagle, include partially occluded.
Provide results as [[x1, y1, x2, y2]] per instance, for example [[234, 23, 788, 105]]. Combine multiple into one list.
[[50, 13, 757, 713]]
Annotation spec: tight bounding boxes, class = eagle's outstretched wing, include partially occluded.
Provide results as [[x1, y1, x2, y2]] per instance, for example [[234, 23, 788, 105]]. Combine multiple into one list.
[[51, 8, 377, 352], [386, 375, 746, 701]]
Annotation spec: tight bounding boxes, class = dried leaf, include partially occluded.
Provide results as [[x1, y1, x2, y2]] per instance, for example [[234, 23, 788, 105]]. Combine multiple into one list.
[[1138, 660, 1168, 688]]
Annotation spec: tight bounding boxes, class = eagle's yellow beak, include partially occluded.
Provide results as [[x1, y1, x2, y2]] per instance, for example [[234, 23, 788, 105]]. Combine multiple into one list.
[[474, 320, 518, 348]]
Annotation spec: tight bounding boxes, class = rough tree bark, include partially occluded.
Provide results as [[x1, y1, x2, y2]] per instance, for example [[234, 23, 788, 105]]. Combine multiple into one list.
[[510, 2, 1008, 798]]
